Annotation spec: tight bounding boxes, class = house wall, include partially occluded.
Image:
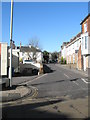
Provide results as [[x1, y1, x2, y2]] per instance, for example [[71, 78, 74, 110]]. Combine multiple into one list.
[[81, 15, 90, 71], [88, 16, 90, 36], [78, 45, 82, 70], [81, 32, 90, 55], [82, 16, 90, 34], [36, 52, 43, 63], [1, 43, 8, 76], [20, 51, 43, 63], [66, 37, 81, 66], [61, 46, 67, 59]]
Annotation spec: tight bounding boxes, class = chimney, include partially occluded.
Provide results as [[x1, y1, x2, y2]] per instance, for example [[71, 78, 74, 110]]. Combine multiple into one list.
[[13, 41, 15, 49]]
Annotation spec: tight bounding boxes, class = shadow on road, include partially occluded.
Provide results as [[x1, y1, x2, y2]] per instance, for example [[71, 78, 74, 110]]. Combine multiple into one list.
[[2, 99, 71, 119], [31, 78, 79, 87], [43, 64, 55, 74]]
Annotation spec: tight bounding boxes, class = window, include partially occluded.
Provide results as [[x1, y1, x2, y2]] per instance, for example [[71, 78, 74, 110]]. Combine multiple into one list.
[[73, 55, 75, 64], [82, 37, 84, 48], [85, 36, 88, 49], [84, 22, 87, 33]]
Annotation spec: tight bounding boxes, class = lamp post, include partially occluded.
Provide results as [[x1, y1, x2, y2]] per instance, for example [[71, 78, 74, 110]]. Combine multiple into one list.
[[9, 0, 13, 87]]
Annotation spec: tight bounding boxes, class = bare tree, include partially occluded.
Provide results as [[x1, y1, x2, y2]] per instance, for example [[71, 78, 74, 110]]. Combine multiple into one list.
[[29, 36, 41, 49], [28, 37, 42, 62]]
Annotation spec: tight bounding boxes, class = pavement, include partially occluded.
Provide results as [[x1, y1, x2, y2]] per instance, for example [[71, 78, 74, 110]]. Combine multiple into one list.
[[1, 64, 89, 119], [0, 75, 41, 102], [2, 96, 89, 119], [0, 85, 32, 102], [56, 64, 88, 77]]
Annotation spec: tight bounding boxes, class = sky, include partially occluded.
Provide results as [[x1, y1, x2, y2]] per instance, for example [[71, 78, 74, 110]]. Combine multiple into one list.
[[1, 2, 89, 52]]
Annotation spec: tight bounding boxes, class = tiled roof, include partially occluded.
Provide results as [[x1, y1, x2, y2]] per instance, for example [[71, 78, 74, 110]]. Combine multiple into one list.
[[20, 46, 41, 52], [66, 32, 81, 47]]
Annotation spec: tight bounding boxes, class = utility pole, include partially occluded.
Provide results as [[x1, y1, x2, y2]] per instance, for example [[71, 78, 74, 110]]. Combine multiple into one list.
[[9, 0, 13, 87]]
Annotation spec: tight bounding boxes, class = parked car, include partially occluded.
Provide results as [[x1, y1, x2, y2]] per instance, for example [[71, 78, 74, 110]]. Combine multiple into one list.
[[23, 60, 35, 64]]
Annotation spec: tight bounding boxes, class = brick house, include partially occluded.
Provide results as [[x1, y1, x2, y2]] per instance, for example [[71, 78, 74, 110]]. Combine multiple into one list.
[[80, 14, 90, 71]]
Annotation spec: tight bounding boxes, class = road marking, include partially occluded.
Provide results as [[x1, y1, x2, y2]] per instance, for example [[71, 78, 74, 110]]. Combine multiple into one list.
[[24, 74, 47, 85], [81, 78, 88, 84], [55, 64, 88, 77], [73, 81, 79, 86], [64, 74, 69, 78]]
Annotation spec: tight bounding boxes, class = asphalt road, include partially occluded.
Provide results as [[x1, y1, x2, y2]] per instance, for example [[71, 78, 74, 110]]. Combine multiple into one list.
[[2, 64, 89, 119], [28, 63, 88, 99]]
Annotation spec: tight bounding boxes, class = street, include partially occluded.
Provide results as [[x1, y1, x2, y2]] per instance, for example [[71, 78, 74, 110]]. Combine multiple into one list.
[[2, 64, 89, 119], [30, 64, 88, 99]]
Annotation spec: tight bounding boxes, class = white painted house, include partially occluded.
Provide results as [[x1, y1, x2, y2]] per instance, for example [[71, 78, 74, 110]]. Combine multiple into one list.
[[19, 45, 43, 63], [66, 32, 81, 67], [61, 42, 69, 59]]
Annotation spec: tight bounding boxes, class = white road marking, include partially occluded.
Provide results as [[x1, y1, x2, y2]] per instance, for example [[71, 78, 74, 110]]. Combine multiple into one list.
[[73, 81, 79, 86], [64, 74, 70, 78], [81, 78, 88, 84], [21, 74, 48, 85]]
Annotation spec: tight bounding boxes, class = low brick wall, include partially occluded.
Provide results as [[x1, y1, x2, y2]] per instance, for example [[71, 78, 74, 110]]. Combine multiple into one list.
[[66, 64, 77, 69]]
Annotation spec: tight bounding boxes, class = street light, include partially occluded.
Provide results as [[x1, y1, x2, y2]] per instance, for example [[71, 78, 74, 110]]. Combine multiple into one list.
[[9, 0, 13, 87]]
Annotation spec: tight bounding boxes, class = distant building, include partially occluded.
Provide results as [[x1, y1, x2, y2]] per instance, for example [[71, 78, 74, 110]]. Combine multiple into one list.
[[61, 42, 69, 59], [80, 14, 90, 71], [58, 51, 61, 63], [19, 45, 43, 63]]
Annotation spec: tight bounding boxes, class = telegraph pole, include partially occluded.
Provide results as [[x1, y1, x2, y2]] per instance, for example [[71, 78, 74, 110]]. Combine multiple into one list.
[[9, 0, 13, 87]]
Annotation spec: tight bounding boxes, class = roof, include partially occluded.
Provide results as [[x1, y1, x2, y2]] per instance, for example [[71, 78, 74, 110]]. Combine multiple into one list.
[[66, 32, 81, 47], [20, 46, 42, 52], [80, 14, 90, 25]]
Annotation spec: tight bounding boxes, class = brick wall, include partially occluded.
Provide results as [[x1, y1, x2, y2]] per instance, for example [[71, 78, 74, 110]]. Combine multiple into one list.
[[78, 45, 82, 70], [88, 16, 90, 36], [81, 16, 90, 34], [86, 56, 88, 68]]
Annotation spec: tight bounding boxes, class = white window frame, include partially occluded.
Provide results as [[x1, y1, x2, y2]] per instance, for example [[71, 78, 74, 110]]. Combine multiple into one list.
[[85, 36, 87, 49], [84, 22, 87, 33]]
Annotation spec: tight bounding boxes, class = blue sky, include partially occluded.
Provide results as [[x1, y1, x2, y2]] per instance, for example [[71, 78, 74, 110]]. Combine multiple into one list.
[[2, 2, 88, 52]]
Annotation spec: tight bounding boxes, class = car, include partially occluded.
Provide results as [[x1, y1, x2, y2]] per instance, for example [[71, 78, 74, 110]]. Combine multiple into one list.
[[23, 60, 34, 64]]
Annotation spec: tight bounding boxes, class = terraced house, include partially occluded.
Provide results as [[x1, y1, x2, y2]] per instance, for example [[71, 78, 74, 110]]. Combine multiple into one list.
[[80, 14, 90, 71], [66, 32, 81, 69], [61, 42, 69, 60]]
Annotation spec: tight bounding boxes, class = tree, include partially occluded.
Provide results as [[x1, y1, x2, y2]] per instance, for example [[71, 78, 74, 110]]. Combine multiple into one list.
[[64, 59, 67, 64], [28, 36, 41, 49], [28, 37, 42, 62], [43, 51, 49, 63], [61, 57, 63, 64], [52, 52, 58, 62]]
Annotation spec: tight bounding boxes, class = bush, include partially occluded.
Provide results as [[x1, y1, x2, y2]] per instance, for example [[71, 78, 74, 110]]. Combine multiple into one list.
[[64, 59, 67, 64], [61, 57, 63, 64]]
